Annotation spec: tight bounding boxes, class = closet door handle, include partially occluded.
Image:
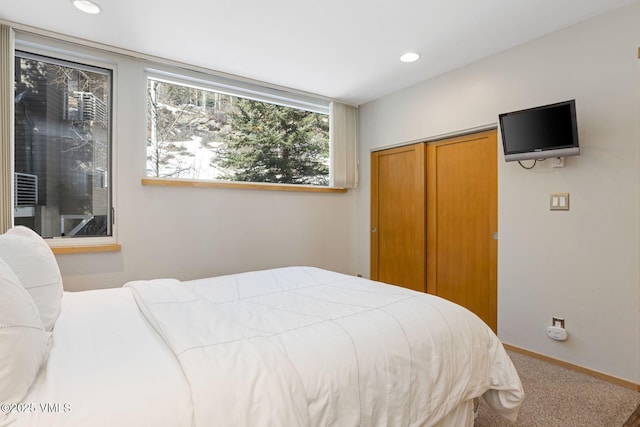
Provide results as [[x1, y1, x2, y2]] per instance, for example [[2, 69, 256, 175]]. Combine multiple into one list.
[[371, 227, 377, 233], [492, 232, 498, 240]]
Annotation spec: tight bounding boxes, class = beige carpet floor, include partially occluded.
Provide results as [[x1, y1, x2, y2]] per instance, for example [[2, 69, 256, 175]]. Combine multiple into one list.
[[475, 350, 640, 426]]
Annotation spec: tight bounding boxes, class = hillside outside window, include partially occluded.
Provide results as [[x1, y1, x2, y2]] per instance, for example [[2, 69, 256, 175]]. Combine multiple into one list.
[[146, 77, 330, 186]]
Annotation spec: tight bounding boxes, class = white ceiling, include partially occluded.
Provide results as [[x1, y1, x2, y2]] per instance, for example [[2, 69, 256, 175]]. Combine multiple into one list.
[[0, 0, 636, 105]]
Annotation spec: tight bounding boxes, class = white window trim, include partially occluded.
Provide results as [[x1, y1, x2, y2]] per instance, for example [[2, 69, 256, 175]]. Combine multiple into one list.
[[145, 68, 338, 187], [146, 67, 330, 115], [13, 32, 119, 248]]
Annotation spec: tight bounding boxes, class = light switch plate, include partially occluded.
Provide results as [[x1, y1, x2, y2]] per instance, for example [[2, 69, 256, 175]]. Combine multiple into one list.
[[550, 193, 570, 210]]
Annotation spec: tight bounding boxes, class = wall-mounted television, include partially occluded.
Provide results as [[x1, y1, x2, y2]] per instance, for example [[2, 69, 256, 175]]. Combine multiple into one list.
[[499, 100, 579, 162]]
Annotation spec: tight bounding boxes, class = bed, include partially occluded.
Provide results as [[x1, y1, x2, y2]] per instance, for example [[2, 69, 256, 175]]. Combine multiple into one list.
[[0, 226, 523, 426]]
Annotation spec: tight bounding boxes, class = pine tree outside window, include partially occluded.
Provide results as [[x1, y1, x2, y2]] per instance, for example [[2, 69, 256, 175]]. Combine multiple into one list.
[[146, 76, 330, 186]]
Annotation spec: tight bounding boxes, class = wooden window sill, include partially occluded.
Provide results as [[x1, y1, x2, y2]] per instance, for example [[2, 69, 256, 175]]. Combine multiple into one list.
[[51, 244, 122, 255], [141, 177, 347, 193]]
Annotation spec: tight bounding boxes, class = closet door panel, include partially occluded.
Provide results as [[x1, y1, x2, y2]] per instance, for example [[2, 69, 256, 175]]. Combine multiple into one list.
[[371, 144, 426, 292], [427, 130, 497, 331]]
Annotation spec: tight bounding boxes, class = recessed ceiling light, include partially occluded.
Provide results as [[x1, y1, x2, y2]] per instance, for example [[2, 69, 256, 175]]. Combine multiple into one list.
[[72, 0, 101, 14], [400, 52, 421, 63]]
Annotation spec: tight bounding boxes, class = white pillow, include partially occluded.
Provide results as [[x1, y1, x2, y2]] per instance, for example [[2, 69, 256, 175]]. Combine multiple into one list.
[[0, 257, 49, 421], [0, 226, 63, 331]]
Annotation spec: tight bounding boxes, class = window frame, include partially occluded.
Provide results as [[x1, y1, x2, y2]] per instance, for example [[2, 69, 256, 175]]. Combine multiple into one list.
[[2, 23, 356, 254], [146, 67, 330, 116], [144, 67, 334, 187], [13, 32, 119, 250]]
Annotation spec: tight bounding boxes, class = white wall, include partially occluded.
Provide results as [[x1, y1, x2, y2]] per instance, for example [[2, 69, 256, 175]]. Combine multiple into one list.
[[54, 54, 357, 291], [356, 2, 640, 383]]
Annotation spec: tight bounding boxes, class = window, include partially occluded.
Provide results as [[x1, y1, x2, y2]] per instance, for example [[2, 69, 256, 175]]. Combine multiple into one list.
[[14, 51, 113, 239], [146, 77, 330, 186]]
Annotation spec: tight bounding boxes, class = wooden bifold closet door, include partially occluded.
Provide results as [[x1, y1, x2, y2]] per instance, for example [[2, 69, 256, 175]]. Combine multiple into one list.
[[371, 130, 497, 331]]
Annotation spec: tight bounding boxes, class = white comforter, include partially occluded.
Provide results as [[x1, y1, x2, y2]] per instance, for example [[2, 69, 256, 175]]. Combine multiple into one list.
[[10, 288, 193, 427], [125, 266, 523, 426]]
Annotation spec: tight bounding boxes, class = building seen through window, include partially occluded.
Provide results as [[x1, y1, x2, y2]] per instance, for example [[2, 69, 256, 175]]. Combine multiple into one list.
[[14, 52, 112, 238]]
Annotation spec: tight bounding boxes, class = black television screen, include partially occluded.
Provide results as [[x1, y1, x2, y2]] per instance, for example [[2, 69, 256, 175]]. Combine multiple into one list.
[[499, 100, 579, 162]]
